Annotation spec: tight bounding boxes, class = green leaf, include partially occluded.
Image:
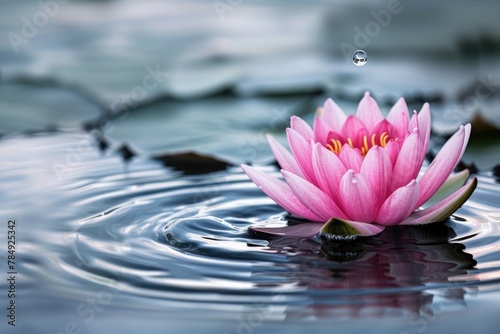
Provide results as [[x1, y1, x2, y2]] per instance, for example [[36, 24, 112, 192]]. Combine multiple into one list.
[[320, 218, 384, 240], [402, 177, 477, 225], [422, 170, 469, 208]]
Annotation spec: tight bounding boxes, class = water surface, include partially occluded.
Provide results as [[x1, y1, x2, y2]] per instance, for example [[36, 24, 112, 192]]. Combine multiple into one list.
[[1, 130, 500, 333], [2, 0, 500, 333]]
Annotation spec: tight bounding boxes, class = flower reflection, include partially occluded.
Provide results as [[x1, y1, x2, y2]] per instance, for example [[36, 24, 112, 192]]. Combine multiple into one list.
[[257, 223, 476, 317]]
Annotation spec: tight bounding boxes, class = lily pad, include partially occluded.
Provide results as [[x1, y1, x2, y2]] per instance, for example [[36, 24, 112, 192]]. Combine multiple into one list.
[[0, 83, 100, 135]]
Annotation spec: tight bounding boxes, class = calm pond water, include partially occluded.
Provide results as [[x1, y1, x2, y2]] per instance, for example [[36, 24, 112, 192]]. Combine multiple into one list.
[[1, 131, 500, 334], [1, 0, 500, 333]]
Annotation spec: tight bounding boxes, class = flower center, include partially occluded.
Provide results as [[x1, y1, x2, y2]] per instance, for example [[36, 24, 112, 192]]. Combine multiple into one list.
[[326, 132, 390, 156]]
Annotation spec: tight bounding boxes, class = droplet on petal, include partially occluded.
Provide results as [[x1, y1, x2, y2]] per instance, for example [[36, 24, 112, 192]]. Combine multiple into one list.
[[351, 176, 358, 184], [352, 50, 367, 66]]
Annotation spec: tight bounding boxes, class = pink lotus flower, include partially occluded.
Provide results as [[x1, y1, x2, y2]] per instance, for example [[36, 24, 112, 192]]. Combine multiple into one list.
[[241, 92, 477, 239]]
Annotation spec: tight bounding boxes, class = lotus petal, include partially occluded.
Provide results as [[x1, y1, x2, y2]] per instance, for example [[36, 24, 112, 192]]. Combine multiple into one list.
[[322, 98, 347, 132], [282, 170, 347, 221], [312, 143, 347, 202], [356, 92, 384, 132], [376, 180, 420, 226], [266, 134, 304, 178], [291, 115, 314, 140], [415, 125, 470, 208], [387, 97, 409, 138], [287, 128, 317, 184], [241, 164, 322, 221], [391, 129, 423, 192], [313, 117, 334, 145], [360, 146, 392, 202], [339, 170, 378, 222], [423, 170, 470, 208], [339, 144, 363, 172]]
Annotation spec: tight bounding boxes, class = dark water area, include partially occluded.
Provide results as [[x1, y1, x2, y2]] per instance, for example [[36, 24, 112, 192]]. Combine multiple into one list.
[[2, 1, 500, 333]]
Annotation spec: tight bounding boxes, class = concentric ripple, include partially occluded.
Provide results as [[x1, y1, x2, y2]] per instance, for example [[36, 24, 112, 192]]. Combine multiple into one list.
[[63, 159, 500, 314], [2, 132, 500, 323]]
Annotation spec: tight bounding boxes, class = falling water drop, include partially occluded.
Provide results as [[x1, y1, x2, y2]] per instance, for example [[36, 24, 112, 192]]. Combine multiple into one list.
[[352, 50, 367, 66]]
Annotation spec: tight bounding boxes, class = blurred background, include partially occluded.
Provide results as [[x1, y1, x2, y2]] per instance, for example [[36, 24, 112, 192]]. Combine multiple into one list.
[[2, 1, 500, 334], [1, 0, 500, 167]]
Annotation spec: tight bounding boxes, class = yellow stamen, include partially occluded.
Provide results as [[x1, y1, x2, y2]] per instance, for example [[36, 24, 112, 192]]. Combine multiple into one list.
[[327, 139, 343, 154], [371, 133, 377, 147], [380, 132, 389, 147], [332, 140, 338, 153], [347, 138, 354, 148], [325, 132, 391, 156], [363, 135, 369, 154], [335, 139, 342, 152]]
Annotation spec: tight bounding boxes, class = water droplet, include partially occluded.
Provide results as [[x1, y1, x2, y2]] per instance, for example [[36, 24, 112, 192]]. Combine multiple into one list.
[[352, 50, 367, 66], [351, 177, 358, 184]]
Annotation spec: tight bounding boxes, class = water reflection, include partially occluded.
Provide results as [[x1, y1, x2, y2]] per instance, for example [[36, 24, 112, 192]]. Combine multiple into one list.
[[262, 224, 476, 316]]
